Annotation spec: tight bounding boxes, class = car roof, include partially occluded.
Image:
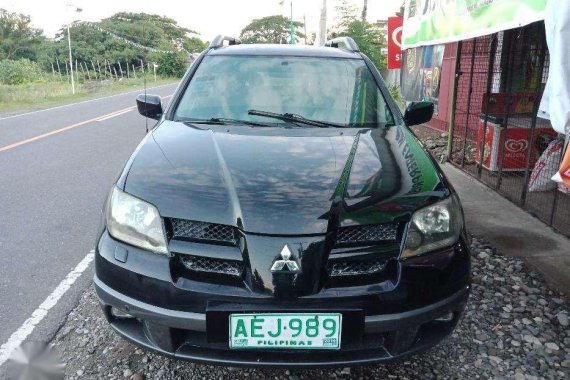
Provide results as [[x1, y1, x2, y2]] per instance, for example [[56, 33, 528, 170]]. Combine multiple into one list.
[[207, 44, 362, 59]]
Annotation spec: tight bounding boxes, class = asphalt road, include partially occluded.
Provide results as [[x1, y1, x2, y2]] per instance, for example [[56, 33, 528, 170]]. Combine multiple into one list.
[[0, 83, 178, 358]]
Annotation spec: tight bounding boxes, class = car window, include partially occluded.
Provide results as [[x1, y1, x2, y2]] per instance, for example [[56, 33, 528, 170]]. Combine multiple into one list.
[[174, 55, 394, 127]]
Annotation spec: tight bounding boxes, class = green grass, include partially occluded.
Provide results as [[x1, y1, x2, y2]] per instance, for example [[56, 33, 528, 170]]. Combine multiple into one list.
[[0, 77, 179, 114]]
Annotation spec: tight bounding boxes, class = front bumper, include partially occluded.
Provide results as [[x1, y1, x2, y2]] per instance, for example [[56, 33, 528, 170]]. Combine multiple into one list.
[[95, 276, 468, 367], [94, 228, 470, 367]]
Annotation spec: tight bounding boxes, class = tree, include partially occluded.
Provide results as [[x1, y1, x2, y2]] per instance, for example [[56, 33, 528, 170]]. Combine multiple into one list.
[[0, 9, 205, 79], [47, 12, 206, 73], [240, 15, 305, 44], [99, 13, 197, 50], [155, 52, 187, 77], [396, 1, 405, 17], [183, 36, 207, 53], [331, 1, 386, 74], [0, 9, 44, 60]]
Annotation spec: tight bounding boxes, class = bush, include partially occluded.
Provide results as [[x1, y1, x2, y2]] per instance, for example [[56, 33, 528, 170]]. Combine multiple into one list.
[[155, 52, 187, 78], [0, 59, 46, 85]]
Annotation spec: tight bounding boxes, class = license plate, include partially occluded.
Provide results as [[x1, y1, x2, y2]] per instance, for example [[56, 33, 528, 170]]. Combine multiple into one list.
[[229, 313, 342, 349]]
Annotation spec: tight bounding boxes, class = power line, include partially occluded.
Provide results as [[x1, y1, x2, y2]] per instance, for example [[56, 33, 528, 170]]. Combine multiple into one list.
[[70, 21, 185, 54]]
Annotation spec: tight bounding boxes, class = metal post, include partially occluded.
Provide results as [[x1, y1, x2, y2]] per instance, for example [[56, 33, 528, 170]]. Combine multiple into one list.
[[303, 14, 307, 44], [460, 39, 478, 168], [66, 24, 75, 94], [496, 32, 517, 191], [477, 34, 498, 178], [521, 37, 548, 206], [446, 41, 462, 160], [289, 1, 295, 44], [319, 0, 327, 46]]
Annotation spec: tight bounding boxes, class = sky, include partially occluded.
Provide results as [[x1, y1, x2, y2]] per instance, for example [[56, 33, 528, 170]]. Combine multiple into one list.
[[0, 0, 402, 41]]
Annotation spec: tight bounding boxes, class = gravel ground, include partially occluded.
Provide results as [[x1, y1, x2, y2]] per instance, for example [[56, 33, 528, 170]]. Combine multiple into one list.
[[49, 235, 569, 380], [412, 125, 449, 162]]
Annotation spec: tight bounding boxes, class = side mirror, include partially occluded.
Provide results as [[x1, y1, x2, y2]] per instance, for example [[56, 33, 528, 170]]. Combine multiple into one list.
[[404, 101, 434, 126], [136, 94, 163, 120]]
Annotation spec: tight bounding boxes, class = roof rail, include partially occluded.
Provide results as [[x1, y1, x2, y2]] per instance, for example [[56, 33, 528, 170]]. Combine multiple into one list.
[[209, 35, 241, 49], [324, 37, 359, 52]]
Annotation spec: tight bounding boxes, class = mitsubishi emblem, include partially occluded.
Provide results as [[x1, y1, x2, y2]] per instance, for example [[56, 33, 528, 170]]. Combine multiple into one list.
[[271, 245, 300, 273]]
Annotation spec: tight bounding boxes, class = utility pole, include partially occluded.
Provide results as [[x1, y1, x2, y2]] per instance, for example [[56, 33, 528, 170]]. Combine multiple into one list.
[[362, 0, 368, 21], [65, 3, 82, 94], [66, 24, 75, 94], [289, 1, 294, 44], [303, 14, 307, 44], [319, 0, 327, 46]]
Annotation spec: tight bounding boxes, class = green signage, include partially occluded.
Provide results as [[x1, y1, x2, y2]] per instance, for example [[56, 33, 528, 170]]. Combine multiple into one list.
[[402, 0, 547, 48]]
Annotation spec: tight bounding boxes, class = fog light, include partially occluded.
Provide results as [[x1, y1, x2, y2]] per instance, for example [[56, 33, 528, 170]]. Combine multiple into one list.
[[110, 307, 133, 319], [405, 230, 423, 250], [434, 312, 454, 322]]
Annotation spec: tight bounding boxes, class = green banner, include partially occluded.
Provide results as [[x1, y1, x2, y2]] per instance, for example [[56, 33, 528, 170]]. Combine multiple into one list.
[[402, 0, 547, 49]]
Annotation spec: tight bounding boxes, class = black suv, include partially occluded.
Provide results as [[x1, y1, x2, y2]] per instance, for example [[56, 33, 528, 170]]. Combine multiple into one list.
[[94, 36, 470, 367]]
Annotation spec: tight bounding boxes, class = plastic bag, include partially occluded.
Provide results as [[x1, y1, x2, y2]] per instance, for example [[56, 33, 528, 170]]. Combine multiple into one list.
[[528, 138, 564, 192], [558, 141, 570, 189]]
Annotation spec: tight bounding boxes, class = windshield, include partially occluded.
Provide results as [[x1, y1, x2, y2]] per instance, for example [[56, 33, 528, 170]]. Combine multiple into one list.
[[173, 55, 395, 127]]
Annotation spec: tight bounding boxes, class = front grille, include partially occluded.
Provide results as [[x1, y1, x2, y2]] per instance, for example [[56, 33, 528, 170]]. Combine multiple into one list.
[[181, 255, 243, 277], [170, 219, 238, 245], [336, 224, 398, 245], [328, 259, 387, 277]]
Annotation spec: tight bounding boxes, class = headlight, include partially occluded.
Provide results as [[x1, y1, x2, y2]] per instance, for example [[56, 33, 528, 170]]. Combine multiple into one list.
[[106, 187, 168, 254], [402, 195, 463, 259]]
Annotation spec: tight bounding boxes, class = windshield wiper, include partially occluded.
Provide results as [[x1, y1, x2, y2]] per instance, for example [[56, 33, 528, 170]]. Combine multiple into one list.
[[175, 117, 275, 128], [247, 109, 343, 128]]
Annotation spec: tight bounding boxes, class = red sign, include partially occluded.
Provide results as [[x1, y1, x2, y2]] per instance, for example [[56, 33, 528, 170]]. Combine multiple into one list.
[[387, 17, 403, 69]]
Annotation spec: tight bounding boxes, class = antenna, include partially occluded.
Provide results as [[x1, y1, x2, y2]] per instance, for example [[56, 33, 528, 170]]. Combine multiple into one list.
[[143, 17, 148, 134]]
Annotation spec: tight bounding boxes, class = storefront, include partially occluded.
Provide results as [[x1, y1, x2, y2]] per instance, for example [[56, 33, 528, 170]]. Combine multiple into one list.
[[399, 1, 569, 237]]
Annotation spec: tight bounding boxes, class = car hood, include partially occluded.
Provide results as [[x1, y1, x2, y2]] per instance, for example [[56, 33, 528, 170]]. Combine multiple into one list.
[[123, 121, 446, 235]]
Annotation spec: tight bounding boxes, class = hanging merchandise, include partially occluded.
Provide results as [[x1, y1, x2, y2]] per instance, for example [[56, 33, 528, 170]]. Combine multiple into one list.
[[538, 0, 570, 187], [528, 137, 564, 192], [557, 142, 570, 189]]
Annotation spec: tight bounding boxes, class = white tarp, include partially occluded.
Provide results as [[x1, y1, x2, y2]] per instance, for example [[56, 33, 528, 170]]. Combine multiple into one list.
[[538, 0, 570, 136], [538, 0, 570, 184]]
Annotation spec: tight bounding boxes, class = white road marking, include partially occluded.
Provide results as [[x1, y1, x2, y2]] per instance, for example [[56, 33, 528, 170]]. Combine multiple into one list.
[[0, 251, 95, 366], [0, 82, 177, 122], [0, 93, 172, 154], [96, 107, 135, 122]]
